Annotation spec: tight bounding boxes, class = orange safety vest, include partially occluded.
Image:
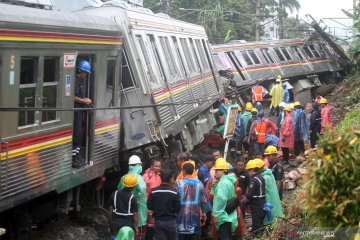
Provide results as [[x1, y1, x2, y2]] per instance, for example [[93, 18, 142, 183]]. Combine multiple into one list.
[[252, 86, 264, 102], [255, 120, 266, 144]]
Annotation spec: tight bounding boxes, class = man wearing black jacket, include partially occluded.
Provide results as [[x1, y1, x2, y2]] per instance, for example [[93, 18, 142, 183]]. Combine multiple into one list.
[[310, 102, 321, 149], [147, 170, 180, 239]]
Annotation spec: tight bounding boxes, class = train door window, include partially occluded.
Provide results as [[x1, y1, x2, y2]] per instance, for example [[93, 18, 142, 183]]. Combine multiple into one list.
[[172, 36, 187, 74], [106, 58, 116, 107], [291, 46, 305, 60], [303, 46, 314, 58], [240, 50, 253, 65], [42, 57, 59, 123], [247, 50, 261, 64], [226, 52, 246, 80], [19, 57, 38, 127], [180, 38, 196, 73], [148, 34, 166, 84], [280, 47, 292, 61], [260, 48, 272, 64], [195, 39, 210, 71], [121, 49, 137, 89], [212, 53, 227, 70], [274, 47, 286, 61], [308, 44, 321, 58], [136, 35, 161, 87], [159, 36, 181, 81], [189, 38, 202, 72]]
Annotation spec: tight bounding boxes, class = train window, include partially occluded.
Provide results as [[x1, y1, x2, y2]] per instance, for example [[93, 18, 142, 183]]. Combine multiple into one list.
[[159, 36, 180, 80], [248, 50, 261, 64], [19, 57, 38, 127], [148, 35, 166, 85], [260, 48, 273, 64], [240, 50, 253, 65], [106, 58, 116, 107], [42, 57, 59, 122], [172, 36, 188, 75], [274, 48, 286, 61], [121, 49, 137, 89], [291, 46, 305, 60], [189, 38, 202, 72], [212, 53, 227, 70], [195, 39, 210, 71], [280, 47, 292, 61], [309, 44, 321, 58], [180, 38, 196, 73], [136, 35, 160, 86], [226, 52, 246, 80], [303, 46, 314, 58]]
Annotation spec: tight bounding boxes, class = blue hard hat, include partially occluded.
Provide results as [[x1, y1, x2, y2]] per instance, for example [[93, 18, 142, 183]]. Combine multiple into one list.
[[77, 60, 91, 73]]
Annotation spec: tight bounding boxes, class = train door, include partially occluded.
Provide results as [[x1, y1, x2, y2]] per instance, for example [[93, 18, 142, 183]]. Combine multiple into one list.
[[74, 55, 95, 165]]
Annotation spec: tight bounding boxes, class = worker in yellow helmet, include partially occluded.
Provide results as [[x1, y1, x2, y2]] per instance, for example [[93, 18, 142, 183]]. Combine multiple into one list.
[[212, 158, 239, 239], [264, 145, 284, 200], [293, 101, 309, 156], [242, 103, 254, 158], [109, 173, 139, 238], [269, 76, 284, 116], [319, 98, 333, 135], [242, 159, 266, 236]]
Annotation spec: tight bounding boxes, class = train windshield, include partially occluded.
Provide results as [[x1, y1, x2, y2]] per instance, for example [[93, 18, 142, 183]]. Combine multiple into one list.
[[52, 0, 102, 11]]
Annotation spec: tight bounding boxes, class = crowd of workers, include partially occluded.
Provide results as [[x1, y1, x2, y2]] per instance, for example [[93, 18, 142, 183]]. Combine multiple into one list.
[[106, 76, 334, 240]]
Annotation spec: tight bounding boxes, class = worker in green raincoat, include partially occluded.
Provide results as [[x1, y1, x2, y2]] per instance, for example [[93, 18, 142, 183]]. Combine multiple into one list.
[[212, 158, 239, 239], [269, 77, 284, 116], [254, 158, 284, 225], [115, 226, 135, 240], [118, 155, 148, 240]]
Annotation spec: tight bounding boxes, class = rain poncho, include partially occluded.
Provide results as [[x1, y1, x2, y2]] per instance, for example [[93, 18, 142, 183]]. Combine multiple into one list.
[[242, 111, 253, 136], [265, 134, 279, 148], [263, 117, 278, 135], [278, 111, 294, 148], [174, 177, 211, 235], [142, 168, 161, 199], [320, 105, 333, 134], [269, 83, 284, 108], [219, 103, 228, 121], [232, 113, 245, 143], [118, 164, 148, 227], [115, 226, 134, 240], [212, 174, 238, 232], [283, 88, 289, 103], [260, 168, 284, 225], [293, 109, 309, 142]]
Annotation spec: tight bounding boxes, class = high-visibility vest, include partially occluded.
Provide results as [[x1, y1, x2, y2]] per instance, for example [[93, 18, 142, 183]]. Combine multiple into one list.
[[255, 120, 266, 144], [252, 86, 264, 102]]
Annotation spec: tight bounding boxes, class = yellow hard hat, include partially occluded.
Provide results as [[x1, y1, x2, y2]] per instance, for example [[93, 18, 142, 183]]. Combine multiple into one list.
[[284, 105, 292, 112], [319, 98, 328, 104], [246, 160, 257, 170], [264, 145, 278, 155], [251, 108, 258, 113], [238, 106, 242, 112], [123, 174, 138, 188], [214, 159, 229, 170], [254, 158, 265, 168], [294, 101, 301, 107], [245, 102, 253, 111], [277, 75, 282, 80]]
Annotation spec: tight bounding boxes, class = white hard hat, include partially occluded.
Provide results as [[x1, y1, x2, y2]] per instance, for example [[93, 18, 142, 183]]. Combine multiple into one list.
[[129, 155, 142, 165], [279, 102, 286, 108]]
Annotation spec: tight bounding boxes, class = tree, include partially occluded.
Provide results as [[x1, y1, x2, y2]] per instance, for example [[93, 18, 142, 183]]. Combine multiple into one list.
[[283, 17, 311, 39], [278, 0, 301, 39]]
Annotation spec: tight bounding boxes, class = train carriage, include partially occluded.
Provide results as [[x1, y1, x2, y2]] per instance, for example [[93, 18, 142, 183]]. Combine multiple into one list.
[[212, 38, 344, 102], [0, 3, 123, 216], [79, 1, 222, 156]]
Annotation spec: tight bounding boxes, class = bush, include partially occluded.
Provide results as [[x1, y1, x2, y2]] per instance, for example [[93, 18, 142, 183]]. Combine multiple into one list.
[[305, 129, 360, 228]]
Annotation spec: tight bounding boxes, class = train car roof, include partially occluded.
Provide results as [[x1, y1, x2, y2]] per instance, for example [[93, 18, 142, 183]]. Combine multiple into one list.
[[78, 5, 207, 37], [211, 38, 314, 52], [0, 3, 121, 35]]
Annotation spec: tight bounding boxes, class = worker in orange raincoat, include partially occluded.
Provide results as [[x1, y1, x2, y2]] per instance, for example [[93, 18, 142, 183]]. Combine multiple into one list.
[[319, 98, 333, 135]]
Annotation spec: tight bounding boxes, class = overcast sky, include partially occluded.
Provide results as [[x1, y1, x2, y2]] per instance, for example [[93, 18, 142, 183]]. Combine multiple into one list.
[[291, 0, 354, 39]]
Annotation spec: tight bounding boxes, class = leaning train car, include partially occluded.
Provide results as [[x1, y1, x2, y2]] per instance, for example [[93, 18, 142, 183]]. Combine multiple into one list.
[[78, 1, 222, 162], [211, 38, 344, 103], [0, 3, 124, 236]]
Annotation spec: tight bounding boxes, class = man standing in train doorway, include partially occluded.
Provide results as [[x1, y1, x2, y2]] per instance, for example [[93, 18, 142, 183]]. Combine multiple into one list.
[[72, 60, 92, 168]]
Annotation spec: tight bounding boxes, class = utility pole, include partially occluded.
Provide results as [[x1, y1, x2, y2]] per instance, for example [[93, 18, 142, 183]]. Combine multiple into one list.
[[255, 0, 261, 40], [165, 0, 172, 16]]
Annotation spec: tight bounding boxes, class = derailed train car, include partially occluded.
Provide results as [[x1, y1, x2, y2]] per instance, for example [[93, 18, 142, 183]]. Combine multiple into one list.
[[0, 1, 221, 236], [211, 38, 345, 103]]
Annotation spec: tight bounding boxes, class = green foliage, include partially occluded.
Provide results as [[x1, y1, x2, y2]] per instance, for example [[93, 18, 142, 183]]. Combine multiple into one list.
[[337, 105, 360, 131], [283, 17, 310, 39], [305, 130, 360, 228]]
